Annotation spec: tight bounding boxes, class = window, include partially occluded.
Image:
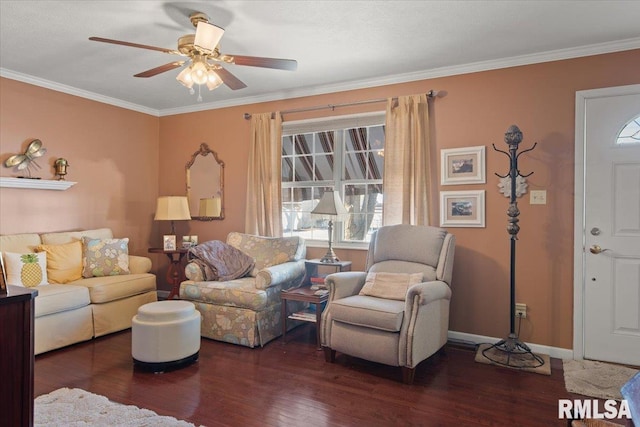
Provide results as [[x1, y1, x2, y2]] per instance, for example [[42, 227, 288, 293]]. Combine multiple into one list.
[[282, 113, 385, 247], [616, 115, 640, 145]]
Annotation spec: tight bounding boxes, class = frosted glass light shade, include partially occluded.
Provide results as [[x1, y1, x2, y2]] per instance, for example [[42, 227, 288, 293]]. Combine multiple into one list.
[[206, 71, 223, 90], [194, 21, 225, 53], [191, 60, 208, 85], [176, 67, 194, 88]]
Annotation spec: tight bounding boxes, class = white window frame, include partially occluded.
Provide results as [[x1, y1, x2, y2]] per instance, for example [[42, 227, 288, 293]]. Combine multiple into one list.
[[282, 111, 385, 250]]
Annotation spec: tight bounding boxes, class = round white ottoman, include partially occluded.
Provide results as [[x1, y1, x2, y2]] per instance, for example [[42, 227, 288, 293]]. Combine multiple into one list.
[[132, 300, 201, 372]]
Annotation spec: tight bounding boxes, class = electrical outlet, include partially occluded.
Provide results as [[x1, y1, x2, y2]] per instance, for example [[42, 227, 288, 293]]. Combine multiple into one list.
[[515, 303, 527, 318]]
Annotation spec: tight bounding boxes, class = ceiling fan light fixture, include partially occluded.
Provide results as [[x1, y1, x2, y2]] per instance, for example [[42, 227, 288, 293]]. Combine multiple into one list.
[[191, 58, 209, 85], [206, 70, 223, 91], [194, 21, 225, 54], [176, 66, 194, 88]]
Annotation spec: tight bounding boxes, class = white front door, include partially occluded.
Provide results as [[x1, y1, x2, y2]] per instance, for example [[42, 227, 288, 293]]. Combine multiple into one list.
[[575, 84, 640, 366]]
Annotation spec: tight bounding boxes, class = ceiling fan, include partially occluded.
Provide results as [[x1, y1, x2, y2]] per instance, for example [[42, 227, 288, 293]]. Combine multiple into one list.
[[89, 12, 297, 98]]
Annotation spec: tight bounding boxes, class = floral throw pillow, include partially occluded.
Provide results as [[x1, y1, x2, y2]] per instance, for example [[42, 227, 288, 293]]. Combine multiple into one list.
[[81, 237, 130, 278]]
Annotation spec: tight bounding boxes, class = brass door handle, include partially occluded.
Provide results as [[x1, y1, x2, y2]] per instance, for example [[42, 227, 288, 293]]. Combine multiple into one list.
[[589, 245, 610, 254]]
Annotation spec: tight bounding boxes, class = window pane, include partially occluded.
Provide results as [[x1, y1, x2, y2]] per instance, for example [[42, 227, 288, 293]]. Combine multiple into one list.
[[343, 184, 382, 241], [370, 126, 385, 153], [282, 158, 293, 182], [316, 131, 334, 154], [294, 134, 314, 154], [282, 118, 385, 244], [344, 151, 366, 180], [617, 116, 640, 145], [368, 151, 383, 180], [282, 136, 294, 156], [294, 156, 313, 181], [315, 154, 333, 181]]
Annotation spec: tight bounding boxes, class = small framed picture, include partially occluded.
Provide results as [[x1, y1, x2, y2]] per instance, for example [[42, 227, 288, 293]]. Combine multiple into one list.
[[440, 190, 485, 228], [441, 146, 486, 185], [163, 235, 177, 251]]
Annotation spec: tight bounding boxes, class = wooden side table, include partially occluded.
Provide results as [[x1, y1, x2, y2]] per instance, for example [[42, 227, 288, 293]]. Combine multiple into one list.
[[148, 248, 189, 300], [281, 286, 329, 350], [304, 259, 352, 286], [0, 286, 37, 427]]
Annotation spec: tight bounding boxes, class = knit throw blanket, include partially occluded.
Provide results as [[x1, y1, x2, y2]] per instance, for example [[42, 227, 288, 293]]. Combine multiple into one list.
[[188, 240, 254, 281]]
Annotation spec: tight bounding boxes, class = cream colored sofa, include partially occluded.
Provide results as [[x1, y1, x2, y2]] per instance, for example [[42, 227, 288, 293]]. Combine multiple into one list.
[[0, 228, 157, 354], [180, 232, 307, 348]]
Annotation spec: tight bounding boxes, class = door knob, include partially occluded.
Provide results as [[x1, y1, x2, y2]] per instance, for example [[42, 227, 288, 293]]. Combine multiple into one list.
[[589, 245, 610, 254]]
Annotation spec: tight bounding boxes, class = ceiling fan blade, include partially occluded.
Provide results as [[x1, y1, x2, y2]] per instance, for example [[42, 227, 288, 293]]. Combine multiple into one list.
[[89, 37, 182, 55], [134, 61, 186, 78], [229, 55, 297, 71], [214, 66, 247, 90]]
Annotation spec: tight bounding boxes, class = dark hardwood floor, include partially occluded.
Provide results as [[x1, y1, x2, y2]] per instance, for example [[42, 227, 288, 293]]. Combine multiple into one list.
[[33, 325, 605, 426]]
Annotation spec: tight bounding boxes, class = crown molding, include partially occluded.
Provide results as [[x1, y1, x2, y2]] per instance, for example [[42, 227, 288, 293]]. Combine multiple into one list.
[[0, 69, 160, 117], [3, 37, 639, 118]]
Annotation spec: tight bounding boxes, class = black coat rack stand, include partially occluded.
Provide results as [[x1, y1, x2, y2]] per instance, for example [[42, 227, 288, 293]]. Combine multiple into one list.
[[482, 125, 544, 369]]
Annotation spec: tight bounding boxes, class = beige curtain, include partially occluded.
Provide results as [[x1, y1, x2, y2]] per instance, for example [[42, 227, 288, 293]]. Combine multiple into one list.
[[245, 112, 283, 237], [383, 94, 431, 226]]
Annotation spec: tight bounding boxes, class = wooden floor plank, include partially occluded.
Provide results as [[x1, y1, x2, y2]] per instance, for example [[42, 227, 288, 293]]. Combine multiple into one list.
[[33, 325, 620, 426]]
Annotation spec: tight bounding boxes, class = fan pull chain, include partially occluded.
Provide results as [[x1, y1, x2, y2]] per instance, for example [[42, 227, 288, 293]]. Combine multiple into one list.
[[197, 85, 203, 102]]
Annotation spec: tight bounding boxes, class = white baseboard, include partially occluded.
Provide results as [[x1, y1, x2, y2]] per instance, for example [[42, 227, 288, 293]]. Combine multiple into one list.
[[448, 330, 574, 360]]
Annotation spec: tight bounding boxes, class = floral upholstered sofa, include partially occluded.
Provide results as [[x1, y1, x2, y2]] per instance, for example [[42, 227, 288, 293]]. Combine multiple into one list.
[[179, 232, 307, 347]]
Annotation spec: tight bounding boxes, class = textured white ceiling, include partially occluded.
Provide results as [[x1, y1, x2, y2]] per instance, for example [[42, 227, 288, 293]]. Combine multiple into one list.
[[1, 1, 639, 115]]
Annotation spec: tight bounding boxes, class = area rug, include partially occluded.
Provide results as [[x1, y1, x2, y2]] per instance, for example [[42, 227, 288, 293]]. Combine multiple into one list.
[[563, 359, 639, 400], [474, 343, 551, 375], [35, 387, 198, 426]]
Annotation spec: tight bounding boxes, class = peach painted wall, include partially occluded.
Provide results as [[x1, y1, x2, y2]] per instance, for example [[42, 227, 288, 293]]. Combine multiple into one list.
[[0, 78, 160, 257], [1, 49, 637, 350], [159, 49, 640, 349]]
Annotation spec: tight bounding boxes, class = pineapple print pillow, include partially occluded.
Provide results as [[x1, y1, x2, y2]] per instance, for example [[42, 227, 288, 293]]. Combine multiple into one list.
[[81, 237, 130, 278], [2, 251, 49, 287]]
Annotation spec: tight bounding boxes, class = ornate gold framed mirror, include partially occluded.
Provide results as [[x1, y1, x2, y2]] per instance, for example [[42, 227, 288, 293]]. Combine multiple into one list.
[[186, 143, 224, 220]]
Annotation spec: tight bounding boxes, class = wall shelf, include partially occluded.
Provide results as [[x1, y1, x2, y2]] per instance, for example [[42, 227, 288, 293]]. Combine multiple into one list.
[[0, 177, 76, 190]]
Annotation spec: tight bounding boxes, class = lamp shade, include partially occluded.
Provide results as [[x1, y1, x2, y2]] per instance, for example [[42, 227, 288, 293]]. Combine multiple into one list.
[[199, 197, 221, 218], [154, 196, 191, 221], [311, 190, 349, 220]]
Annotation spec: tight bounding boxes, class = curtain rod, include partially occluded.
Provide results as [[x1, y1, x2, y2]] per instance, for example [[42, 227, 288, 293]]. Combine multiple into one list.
[[243, 90, 439, 120]]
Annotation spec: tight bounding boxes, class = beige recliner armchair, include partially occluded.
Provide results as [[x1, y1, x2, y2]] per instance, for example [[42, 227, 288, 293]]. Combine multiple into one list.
[[320, 224, 455, 384]]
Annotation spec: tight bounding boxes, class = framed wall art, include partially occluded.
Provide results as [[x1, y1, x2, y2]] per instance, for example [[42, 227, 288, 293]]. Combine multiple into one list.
[[441, 145, 486, 185], [439, 190, 485, 228], [163, 235, 177, 251]]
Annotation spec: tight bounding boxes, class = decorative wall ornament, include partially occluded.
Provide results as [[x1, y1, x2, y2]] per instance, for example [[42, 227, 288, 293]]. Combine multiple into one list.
[[4, 139, 47, 178], [498, 175, 528, 198], [54, 158, 70, 180]]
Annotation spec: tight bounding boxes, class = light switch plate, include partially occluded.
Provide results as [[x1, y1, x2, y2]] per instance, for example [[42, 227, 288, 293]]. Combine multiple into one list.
[[530, 190, 547, 205]]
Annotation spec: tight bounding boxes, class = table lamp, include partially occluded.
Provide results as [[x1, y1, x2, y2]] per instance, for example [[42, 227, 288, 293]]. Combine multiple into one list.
[[311, 190, 349, 263], [154, 196, 191, 235]]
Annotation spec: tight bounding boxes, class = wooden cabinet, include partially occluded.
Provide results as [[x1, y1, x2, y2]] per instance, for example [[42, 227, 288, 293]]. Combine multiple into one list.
[[0, 285, 37, 427]]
